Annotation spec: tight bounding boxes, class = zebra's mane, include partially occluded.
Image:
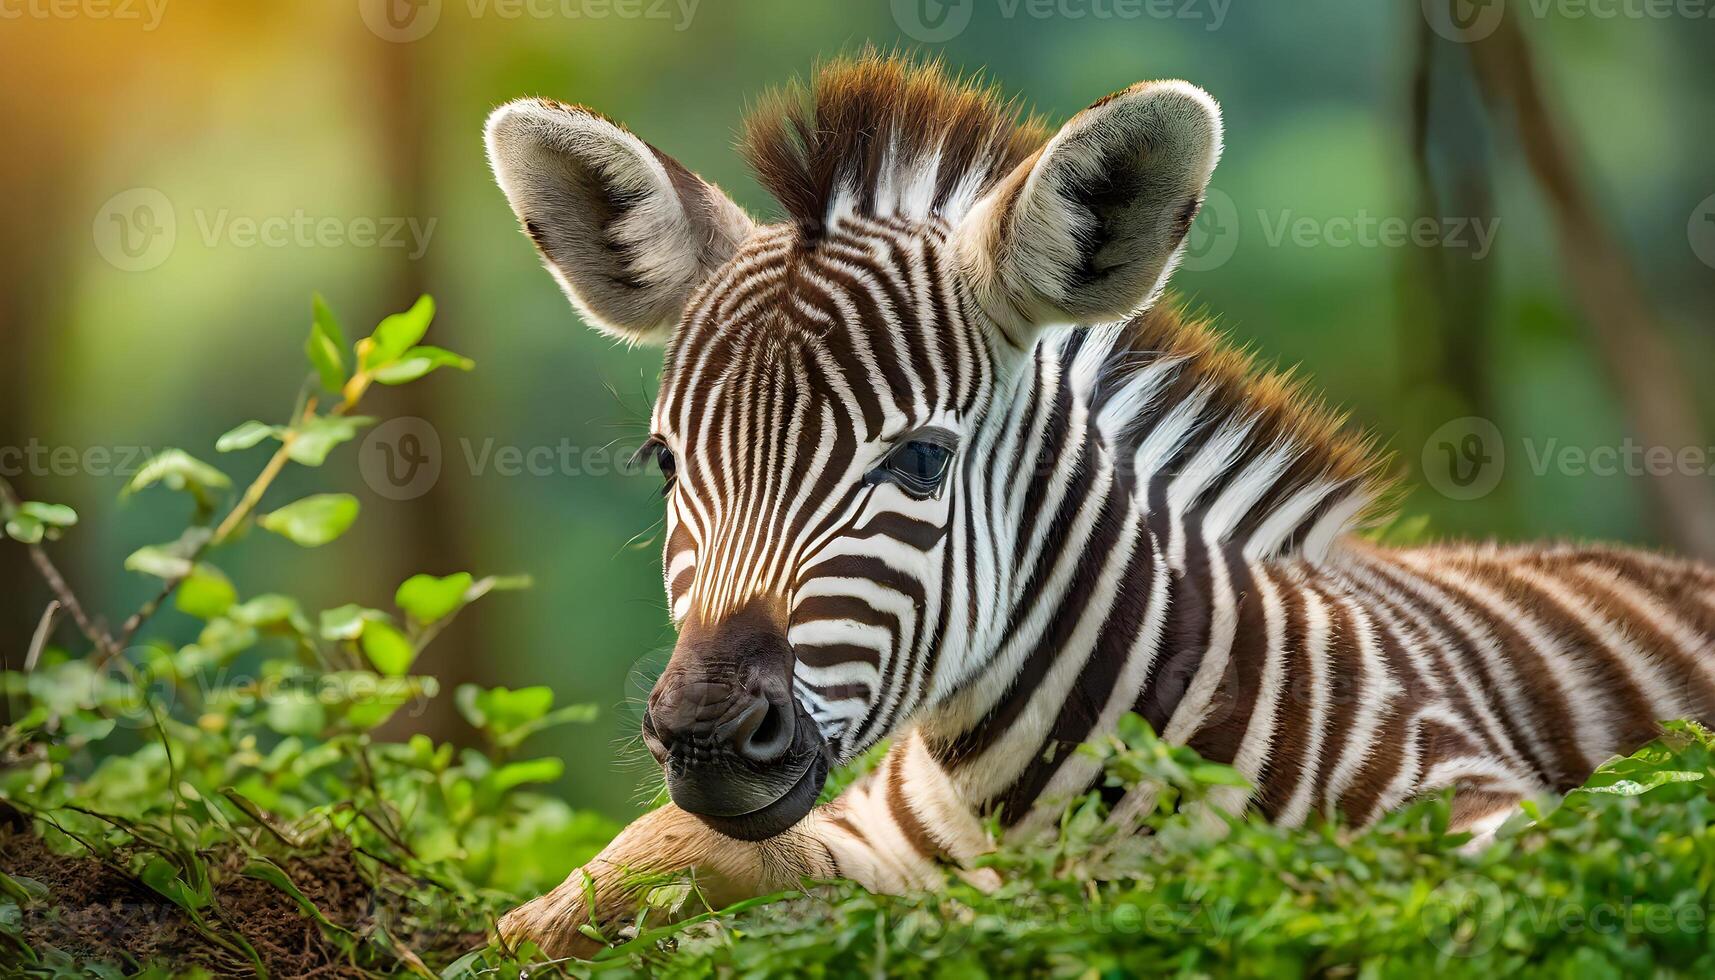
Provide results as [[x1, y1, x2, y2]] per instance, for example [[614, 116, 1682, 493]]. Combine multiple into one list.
[[740, 51, 1049, 236], [1074, 301, 1396, 562]]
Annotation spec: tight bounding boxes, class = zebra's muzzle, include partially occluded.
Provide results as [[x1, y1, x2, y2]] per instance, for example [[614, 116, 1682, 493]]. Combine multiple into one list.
[[647, 690, 829, 841], [643, 603, 830, 840]]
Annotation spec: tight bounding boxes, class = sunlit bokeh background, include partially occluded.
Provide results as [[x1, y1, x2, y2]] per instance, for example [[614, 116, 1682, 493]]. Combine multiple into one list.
[[3, 0, 1713, 821]]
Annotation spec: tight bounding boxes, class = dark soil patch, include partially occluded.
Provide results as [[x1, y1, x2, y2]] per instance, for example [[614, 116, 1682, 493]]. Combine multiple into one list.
[[0, 827, 483, 976], [1, 826, 213, 972]]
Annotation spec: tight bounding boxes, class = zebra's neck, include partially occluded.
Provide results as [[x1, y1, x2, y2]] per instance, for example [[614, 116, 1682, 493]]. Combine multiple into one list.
[[916, 302, 1390, 818], [1065, 306, 1384, 567]]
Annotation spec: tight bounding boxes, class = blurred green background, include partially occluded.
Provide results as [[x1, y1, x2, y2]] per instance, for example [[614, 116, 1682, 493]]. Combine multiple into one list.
[[2, 0, 1712, 823]]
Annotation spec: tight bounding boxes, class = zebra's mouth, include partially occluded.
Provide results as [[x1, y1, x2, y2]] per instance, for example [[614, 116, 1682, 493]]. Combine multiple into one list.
[[684, 743, 829, 842], [665, 698, 829, 842]]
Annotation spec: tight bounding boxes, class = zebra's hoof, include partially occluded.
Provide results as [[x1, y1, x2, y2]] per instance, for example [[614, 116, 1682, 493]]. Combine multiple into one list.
[[497, 880, 608, 961]]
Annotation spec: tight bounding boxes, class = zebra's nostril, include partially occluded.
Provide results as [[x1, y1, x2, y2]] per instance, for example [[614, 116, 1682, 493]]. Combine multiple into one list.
[[646, 676, 797, 765], [731, 693, 794, 763]]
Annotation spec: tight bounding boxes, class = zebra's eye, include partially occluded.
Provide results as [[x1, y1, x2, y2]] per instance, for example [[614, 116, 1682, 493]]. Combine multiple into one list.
[[634, 438, 677, 497], [654, 444, 677, 496], [869, 438, 955, 499]]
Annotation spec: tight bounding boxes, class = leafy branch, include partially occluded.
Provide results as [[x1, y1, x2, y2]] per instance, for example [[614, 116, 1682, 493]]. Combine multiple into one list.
[[0, 291, 620, 977], [3, 294, 471, 667]]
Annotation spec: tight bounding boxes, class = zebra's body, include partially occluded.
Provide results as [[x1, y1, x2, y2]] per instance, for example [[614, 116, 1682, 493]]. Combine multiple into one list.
[[482, 54, 1715, 956], [916, 320, 1715, 838], [825, 539, 1715, 893]]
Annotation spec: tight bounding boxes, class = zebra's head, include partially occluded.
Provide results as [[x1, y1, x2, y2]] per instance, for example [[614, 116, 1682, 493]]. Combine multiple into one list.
[[486, 55, 1221, 839]]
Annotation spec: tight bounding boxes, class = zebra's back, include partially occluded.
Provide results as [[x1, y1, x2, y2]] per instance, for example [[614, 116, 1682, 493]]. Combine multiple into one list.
[[1200, 540, 1715, 829]]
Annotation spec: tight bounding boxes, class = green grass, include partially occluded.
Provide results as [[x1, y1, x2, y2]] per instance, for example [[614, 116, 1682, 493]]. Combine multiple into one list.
[[540, 717, 1715, 979]]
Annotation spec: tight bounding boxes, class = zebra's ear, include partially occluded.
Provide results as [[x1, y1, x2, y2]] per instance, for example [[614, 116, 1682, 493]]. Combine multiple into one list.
[[485, 99, 755, 345], [953, 81, 1222, 345]]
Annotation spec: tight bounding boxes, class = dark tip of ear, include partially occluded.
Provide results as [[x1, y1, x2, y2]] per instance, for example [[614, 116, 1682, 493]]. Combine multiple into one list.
[[1175, 196, 1202, 238], [524, 218, 551, 250]]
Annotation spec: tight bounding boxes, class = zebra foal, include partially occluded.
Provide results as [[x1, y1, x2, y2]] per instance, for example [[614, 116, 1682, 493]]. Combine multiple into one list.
[[482, 54, 1715, 957]]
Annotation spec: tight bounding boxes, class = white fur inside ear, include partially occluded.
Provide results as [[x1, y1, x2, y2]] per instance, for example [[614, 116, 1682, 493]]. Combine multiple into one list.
[[955, 80, 1223, 345], [485, 99, 753, 344]]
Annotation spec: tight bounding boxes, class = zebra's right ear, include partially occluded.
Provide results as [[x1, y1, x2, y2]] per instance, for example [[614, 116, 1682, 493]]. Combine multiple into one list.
[[485, 99, 755, 345], [952, 81, 1222, 348]]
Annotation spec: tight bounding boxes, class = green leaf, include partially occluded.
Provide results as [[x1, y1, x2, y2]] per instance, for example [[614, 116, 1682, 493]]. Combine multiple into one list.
[[487, 757, 565, 794], [231, 594, 308, 632], [126, 544, 195, 579], [496, 702, 600, 750], [360, 619, 415, 676], [176, 564, 238, 620], [324, 672, 437, 731], [243, 859, 346, 933], [1189, 763, 1251, 788], [215, 420, 281, 453], [456, 684, 563, 742], [18, 501, 77, 527], [123, 527, 212, 580], [1576, 770, 1703, 796], [4, 514, 43, 544], [306, 293, 349, 392], [139, 857, 209, 911], [364, 294, 435, 369], [467, 573, 534, 601], [284, 415, 375, 467], [195, 616, 258, 661], [266, 692, 327, 736], [395, 572, 473, 624], [454, 684, 485, 730], [373, 345, 474, 385], [440, 950, 488, 978], [260, 494, 359, 547], [0, 869, 48, 905], [123, 449, 231, 498], [5, 502, 78, 544], [319, 603, 386, 641]]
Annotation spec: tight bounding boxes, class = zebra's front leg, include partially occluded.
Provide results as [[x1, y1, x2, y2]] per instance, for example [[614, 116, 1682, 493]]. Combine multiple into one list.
[[499, 733, 991, 959], [496, 801, 841, 959]]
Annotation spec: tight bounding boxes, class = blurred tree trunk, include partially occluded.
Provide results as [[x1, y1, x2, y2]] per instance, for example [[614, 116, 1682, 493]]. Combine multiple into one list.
[[1407, 19, 1499, 421], [372, 35, 480, 744], [1426, 1, 1715, 559], [0, 36, 81, 715]]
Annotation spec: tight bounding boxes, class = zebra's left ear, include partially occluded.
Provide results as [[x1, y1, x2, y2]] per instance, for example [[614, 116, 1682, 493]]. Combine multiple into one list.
[[953, 81, 1222, 346]]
